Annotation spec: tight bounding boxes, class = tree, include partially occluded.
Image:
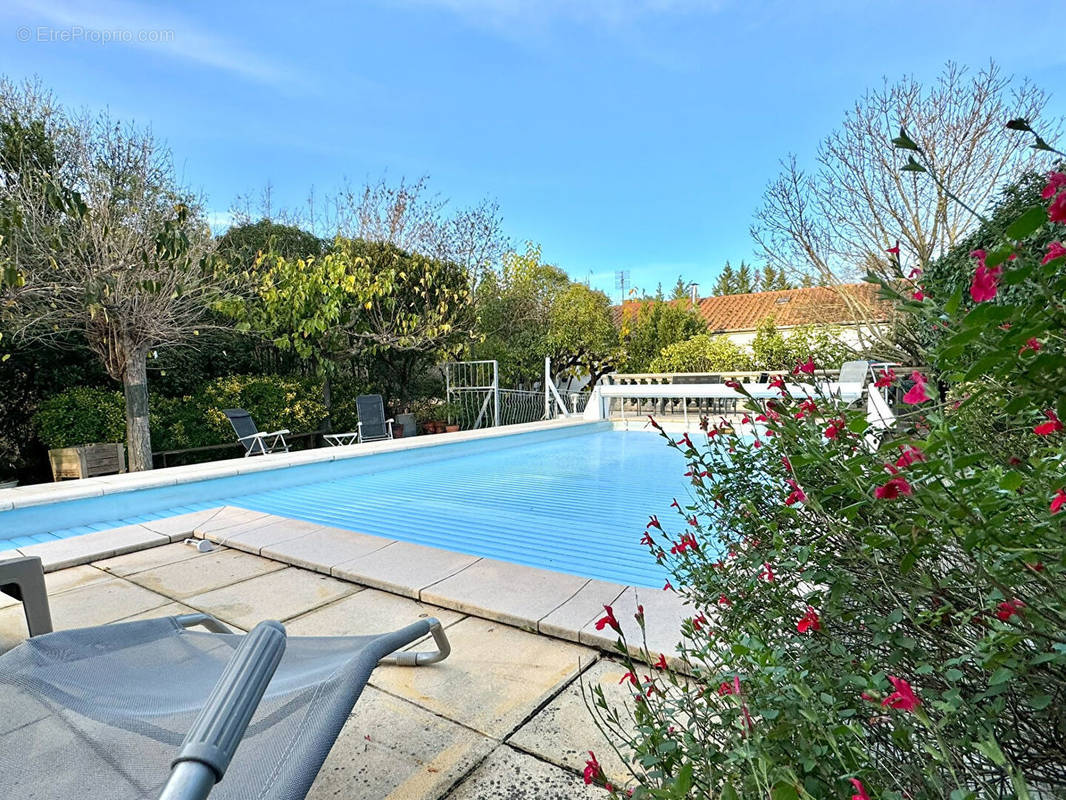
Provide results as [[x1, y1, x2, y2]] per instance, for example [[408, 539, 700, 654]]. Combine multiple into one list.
[[547, 283, 618, 388], [648, 333, 752, 372], [712, 262, 736, 296], [473, 242, 570, 387], [757, 264, 792, 292], [216, 219, 323, 274], [619, 299, 706, 372], [734, 261, 754, 293], [752, 62, 1057, 284], [669, 276, 689, 300], [0, 82, 224, 471]]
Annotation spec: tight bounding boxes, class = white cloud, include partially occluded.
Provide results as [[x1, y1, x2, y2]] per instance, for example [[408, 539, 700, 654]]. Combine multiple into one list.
[[8, 0, 304, 92]]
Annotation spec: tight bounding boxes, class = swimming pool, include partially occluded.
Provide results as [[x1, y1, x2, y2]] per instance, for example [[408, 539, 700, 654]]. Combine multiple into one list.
[[1, 427, 691, 587]]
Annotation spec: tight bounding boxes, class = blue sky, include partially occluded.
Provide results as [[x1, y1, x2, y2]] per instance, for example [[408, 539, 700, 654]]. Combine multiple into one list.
[[2, 0, 1064, 301]]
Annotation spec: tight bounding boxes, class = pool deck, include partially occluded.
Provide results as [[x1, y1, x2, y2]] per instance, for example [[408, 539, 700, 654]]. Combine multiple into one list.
[[1, 532, 669, 797]]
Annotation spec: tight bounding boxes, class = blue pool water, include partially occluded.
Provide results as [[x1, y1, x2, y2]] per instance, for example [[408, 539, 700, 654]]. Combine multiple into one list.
[[2, 428, 692, 587]]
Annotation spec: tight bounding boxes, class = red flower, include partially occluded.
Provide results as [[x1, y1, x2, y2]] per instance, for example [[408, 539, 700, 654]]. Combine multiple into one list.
[[663, 579, 674, 591], [885, 245, 900, 255], [895, 445, 925, 468], [619, 671, 638, 686], [583, 752, 603, 785], [970, 263, 1003, 303], [647, 415, 662, 431], [724, 379, 742, 391], [670, 498, 680, 509], [912, 288, 925, 301], [796, 398, 818, 418], [824, 417, 846, 439], [996, 598, 1025, 622], [768, 375, 786, 391], [640, 531, 653, 546], [648, 515, 662, 530], [595, 606, 620, 633], [1042, 171, 1066, 200], [882, 676, 920, 712], [793, 357, 816, 375], [718, 594, 732, 606], [679, 433, 694, 449], [1052, 488, 1066, 515], [1042, 241, 1066, 265], [718, 676, 741, 696], [1020, 337, 1042, 354], [874, 368, 896, 388], [781, 455, 792, 471], [760, 563, 776, 582], [784, 479, 807, 506], [1035, 409, 1063, 436], [670, 533, 699, 554], [874, 475, 912, 500], [907, 266, 922, 279], [850, 778, 871, 800], [902, 371, 931, 405], [653, 653, 668, 670], [691, 613, 708, 632], [635, 604, 644, 623], [796, 606, 820, 633]]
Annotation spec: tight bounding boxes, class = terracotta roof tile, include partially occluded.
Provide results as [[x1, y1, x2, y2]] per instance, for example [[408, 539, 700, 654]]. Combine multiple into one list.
[[617, 283, 891, 332]]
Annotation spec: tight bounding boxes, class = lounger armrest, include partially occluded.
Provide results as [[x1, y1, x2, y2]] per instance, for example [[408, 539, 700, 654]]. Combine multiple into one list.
[[385, 418, 395, 424], [266, 429, 290, 437], [379, 618, 451, 666], [235, 431, 270, 442], [357, 421, 363, 428], [166, 621, 287, 790]]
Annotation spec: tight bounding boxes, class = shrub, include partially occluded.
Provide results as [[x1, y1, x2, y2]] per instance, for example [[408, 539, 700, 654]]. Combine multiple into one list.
[[150, 374, 327, 452], [750, 317, 856, 372], [649, 334, 752, 373], [586, 129, 1066, 797], [33, 386, 126, 448]]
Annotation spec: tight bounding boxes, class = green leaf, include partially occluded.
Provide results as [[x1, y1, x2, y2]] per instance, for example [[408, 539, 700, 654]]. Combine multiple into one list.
[[989, 667, 1013, 685], [943, 287, 962, 316], [901, 156, 927, 173], [999, 471, 1024, 491], [892, 127, 920, 150], [1004, 206, 1047, 240]]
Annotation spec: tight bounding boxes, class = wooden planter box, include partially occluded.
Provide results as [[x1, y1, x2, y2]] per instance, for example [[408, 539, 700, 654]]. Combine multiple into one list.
[[48, 443, 127, 481]]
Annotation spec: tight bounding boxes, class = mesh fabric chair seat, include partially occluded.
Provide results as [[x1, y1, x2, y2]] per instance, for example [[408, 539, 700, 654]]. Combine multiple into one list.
[[355, 395, 394, 443], [223, 409, 290, 457], [0, 614, 446, 799]]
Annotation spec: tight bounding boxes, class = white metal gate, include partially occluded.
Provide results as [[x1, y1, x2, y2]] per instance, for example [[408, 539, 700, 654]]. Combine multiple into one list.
[[444, 360, 500, 429]]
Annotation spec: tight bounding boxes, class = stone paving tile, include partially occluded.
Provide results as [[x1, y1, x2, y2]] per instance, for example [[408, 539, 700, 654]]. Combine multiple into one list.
[[286, 589, 463, 637], [334, 541, 480, 600], [218, 517, 327, 554], [538, 579, 627, 643], [421, 559, 588, 631], [579, 586, 690, 669], [508, 658, 636, 786], [140, 508, 224, 541], [261, 527, 395, 575], [93, 541, 206, 577], [183, 567, 356, 629], [445, 744, 602, 800], [114, 600, 201, 623], [19, 525, 168, 571], [124, 548, 285, 599], [0, 576, 171, 652], [371, 616, 594, 739], [194, 506, 275, 540], [306, 686, 495, 800]]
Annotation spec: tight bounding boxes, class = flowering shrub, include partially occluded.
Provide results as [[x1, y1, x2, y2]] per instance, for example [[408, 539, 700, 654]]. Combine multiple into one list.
[[586, 124, 1066, 798]]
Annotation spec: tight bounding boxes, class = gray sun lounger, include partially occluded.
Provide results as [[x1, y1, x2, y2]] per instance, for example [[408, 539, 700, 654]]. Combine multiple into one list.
[[223, 408, 291, 456], [0, 556, 450, 800], [354, 394, 394, 444]]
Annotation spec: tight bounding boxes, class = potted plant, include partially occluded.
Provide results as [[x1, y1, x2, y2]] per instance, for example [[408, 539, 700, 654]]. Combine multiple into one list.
[[439, 401, 463, 433], [33, 387, 128, 480]]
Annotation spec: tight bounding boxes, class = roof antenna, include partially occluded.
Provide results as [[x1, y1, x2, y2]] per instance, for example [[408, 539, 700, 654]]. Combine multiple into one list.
[[686, 282, 699, 305]]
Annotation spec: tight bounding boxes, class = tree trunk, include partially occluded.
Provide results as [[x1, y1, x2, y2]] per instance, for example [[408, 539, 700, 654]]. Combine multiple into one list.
[[321, 373, 333, 433], [122, 348, 153, 471]]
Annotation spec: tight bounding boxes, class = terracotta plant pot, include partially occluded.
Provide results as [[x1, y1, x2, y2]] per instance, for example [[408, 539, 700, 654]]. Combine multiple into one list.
[[393, 423, 405, 438], [445, 424, 460, 433]]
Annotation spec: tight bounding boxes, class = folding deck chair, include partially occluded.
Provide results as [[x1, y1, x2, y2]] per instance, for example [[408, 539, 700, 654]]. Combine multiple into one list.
[[354, 394, 394, 444], [223, 408, 290, 456], [0, 556, 451, 800]]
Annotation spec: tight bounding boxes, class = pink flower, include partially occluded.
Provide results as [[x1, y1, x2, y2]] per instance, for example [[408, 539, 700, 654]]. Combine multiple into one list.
[[796, 606, 820, 633], [784, 479, 807, 506], [850, 778, 871, 800], [874, 475, 912, 500], [912, 288, 925, 301], [595, 606, 620, 633], [882, 676, 920, 712], [583, 752, 603, 785], [1034, 409, 1064, 436], [907, 267, 922, 279], [1049, 193, 1066, 225], [1052, 489, 1066, 515], [970, 256, 1003, 303], [793, 357, 816, 375], [902, 371, 931, 405], [824, 417, 846, 440], [1042, 171, 1066, 200], [1019, 337, 1042, 354], [895, 445, 925, 468], [1042, 241, 1066, 265], [874, 368, 896, 388], [996, 598, 1025, 622]]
